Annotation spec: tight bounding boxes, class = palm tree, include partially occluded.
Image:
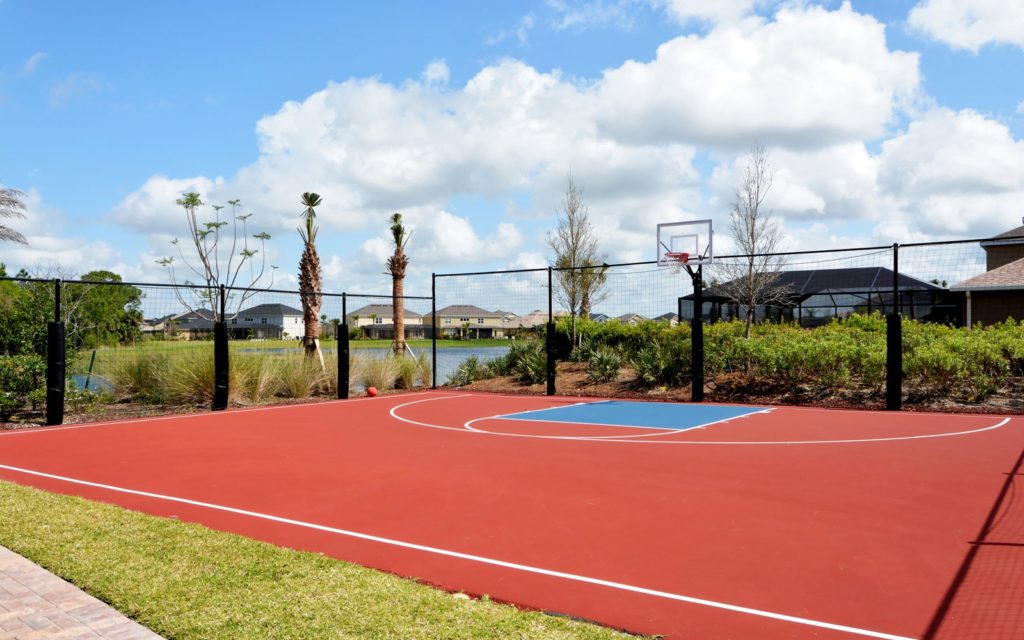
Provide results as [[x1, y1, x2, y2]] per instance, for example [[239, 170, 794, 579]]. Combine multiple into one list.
[[298, 192, 324, 368], [0, 187, 28, 244], [385, 213, 411, 355]]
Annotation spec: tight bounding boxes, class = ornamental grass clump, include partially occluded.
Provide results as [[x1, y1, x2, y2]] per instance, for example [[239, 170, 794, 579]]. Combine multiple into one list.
[[108, 351, 171, 404], [276, 352, 330, 399], [359, 355, 400, 392]]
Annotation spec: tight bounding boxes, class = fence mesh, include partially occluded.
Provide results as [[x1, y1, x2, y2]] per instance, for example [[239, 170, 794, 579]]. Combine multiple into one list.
[[434, 268, 549, 389], [2, 233, 1023, 426]]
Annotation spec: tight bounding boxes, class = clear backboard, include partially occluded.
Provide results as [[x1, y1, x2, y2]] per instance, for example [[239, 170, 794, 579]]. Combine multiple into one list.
[[657, 219, 713, 267]]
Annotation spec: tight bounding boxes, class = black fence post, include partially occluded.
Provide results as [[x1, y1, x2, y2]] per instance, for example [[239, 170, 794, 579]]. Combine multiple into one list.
[[213, 284, 228, 411], [45, 278, 65, 426], [339, 293, 349, 399], [690, 265, 704, 403], [546, 267, 555, 396], [886, 243, 902, 411], [431, 274, 438, 389]]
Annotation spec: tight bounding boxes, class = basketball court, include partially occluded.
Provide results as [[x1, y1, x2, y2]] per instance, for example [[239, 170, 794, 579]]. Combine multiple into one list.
[[1, 391, 1021, 639]]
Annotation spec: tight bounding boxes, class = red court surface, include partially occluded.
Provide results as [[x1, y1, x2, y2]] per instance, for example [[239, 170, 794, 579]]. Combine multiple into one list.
[[1, 391, 1022, 639]]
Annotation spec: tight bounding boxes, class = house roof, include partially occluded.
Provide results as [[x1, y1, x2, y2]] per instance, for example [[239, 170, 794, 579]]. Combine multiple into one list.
[[990, 224, 1024, 241], [951, 256, 1024, 292], [435, 304, 502, 317], [347, 303, 423, 318], [684, 267, 942, 301], [615, 313, 648, 322], [236, 303, 303, 317], [653, 312, 678, 321], [174, 309, 217, 321]]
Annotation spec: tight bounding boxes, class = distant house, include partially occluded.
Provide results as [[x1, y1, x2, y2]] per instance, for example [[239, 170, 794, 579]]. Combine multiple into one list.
[[980, 221, 1024, 271], [588, 313, 611, 323], [614, 313, 647, 325], [425, 305, 507, 338], [951, 221, 1024, 327], [683, 267, 960, 327], [345, 303, 425, 339], [161, 309, 216, 339], [501, 309, 570, 333], [228, 303, 304, 339], [653, 312, 679, 326]]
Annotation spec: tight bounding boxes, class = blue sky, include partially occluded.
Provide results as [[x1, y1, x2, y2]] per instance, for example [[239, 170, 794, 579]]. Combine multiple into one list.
[[1, 0, 1023, 299]]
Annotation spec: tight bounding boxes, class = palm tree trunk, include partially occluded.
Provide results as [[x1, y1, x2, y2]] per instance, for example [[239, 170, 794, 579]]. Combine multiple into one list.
[[393, 271, 405, 355]]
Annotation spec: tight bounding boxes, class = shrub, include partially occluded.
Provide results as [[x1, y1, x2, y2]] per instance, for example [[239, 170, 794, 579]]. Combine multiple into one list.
[[586, 346, 622, 383], [629, 338, 690, 387], [0, 355, 46, 419], [0, 392, 25, 421], [485, 339, 546, 384], [513, 347, 548, 384], [447, 355, 486, 387]]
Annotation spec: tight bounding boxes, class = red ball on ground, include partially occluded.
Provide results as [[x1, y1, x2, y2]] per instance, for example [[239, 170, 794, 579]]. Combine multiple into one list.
[[367, 387, 378, 397]]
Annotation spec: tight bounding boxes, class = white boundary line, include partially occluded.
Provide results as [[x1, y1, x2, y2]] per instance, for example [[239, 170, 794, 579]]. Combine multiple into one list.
[[0, 463, 914, 640], [0, 391, 440, 437], [389, 395, 1015, 445]]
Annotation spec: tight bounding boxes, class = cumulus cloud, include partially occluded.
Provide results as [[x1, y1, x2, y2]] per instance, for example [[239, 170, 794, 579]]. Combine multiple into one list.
[[422, 59, 450, 85], [875, 108, 1024, 238], [108, 175, 225, 235], [99, 1, 946, 283], [908, 0, 1024, 52], [595, 2, 920, 148]]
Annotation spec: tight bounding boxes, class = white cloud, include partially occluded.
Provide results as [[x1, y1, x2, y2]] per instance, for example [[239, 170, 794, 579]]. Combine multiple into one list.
[[1016, 99, 1024, 115], [422, 60, 450, 85], [487, 14, 537, 45], [908, 0, 1024, 52], [108, 175, 225, 236], [22, 52, 47, 74], [654, 0, 757, 24], [738, 143, 880, 221], [875, 108, 1024, 238], [595, 2, 920, 148], [546, 0, 638, 30], [100, 1, 942, 283]]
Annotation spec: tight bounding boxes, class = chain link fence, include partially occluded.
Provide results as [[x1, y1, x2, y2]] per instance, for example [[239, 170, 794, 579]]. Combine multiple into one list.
[[2, 233, 1022, 427]]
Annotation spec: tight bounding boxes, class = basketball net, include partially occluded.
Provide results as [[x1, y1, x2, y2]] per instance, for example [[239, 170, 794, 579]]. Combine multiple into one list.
[[665, 251, 690, 275]]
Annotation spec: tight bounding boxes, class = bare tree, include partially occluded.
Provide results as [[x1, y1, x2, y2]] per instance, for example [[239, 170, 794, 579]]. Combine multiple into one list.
[[547, 176, 607, 348], [385, 213, 410, 355], [0, 187, 28, 244], [298, 192, 324, 368], [157, 193, 275, 321], [718, 144, 788, 338]]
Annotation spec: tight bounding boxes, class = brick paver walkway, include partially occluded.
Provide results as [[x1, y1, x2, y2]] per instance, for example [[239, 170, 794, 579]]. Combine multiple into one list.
[[0, 546, 163, 639]]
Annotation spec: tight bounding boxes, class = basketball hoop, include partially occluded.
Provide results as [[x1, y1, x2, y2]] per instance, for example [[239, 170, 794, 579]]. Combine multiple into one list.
[[665, 251, 690, 274]]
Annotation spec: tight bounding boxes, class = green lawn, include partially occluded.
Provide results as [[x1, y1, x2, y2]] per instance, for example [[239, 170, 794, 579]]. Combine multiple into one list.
[[0, 480, 638, 639]]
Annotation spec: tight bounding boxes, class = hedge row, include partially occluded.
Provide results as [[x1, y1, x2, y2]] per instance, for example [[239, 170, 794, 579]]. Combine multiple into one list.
[[552, 314, 1024, 402]]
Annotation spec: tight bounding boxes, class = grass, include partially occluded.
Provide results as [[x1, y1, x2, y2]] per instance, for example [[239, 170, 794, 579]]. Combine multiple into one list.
[[0, 480, 638, 640]]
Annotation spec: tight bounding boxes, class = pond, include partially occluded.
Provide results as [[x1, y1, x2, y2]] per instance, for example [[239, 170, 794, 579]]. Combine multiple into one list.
[[232, 344, 511, 387]]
